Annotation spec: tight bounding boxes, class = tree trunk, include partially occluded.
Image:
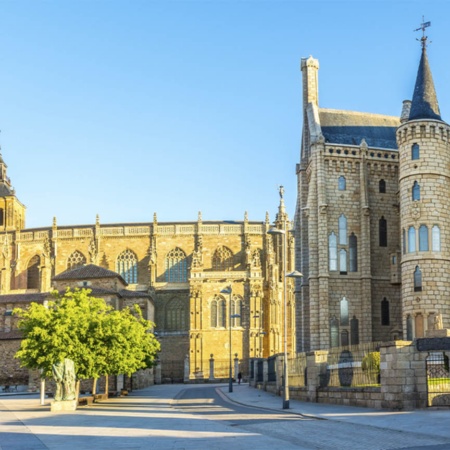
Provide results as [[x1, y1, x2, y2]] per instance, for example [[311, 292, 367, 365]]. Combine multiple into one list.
[[105, 375, 109, 396], [75, 380, 80, 401], [92, 378, 97, 395]]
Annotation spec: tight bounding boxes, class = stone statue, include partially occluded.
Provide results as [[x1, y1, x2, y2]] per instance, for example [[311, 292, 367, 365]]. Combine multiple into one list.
[[434, 313, 443, 330], [52, 359, 76, 401]]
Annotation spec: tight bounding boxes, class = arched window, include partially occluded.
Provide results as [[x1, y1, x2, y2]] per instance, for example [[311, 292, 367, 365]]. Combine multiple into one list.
[[166, 297, 187, 331], [338, 215, 347, 245], [339, 249, 347, 273], [0, 208, 4, 226], [402, 229, 406, 254], [419, 225, 429, 251], [212, 246, 234, 271], [381, 298, 390, 326], [411, 143, 420, 160], [432, 225, 441, 251], [379, 217, 387, 247], [408, 226, 416, 252], [412, 181, 420, 201], [330, 316, 339, 348], [232, 295, 243, 327], [350, 316, 359, 345], [414, 266, 422, 292], [67, 250, 87, 270], [210, 296, 226, 328], [338, 176, 346, 191], [349, 233, 357, 272], [116, 249, 138, 284], [329, 232, 337, 271], [406, 315, 413, 340], [340, 297, 349, 326], [27, 255, 40, 289], [165, 247, 188, 282], [341, 330, 349, 346], [379, 179, 386, 193]]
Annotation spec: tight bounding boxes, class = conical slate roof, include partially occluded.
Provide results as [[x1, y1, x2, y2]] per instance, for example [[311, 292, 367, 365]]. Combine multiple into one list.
[[409, 47, 442, 121]]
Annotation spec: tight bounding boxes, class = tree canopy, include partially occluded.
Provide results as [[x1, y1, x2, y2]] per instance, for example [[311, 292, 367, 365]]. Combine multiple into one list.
[[14, 289, 160, 380]]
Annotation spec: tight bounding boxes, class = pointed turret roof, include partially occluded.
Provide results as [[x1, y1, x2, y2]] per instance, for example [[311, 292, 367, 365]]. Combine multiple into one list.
[[409, 46, 442, 121]]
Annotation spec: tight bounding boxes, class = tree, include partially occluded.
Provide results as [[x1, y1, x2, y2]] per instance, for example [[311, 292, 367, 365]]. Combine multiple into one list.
[[14, 289, 160, 394]]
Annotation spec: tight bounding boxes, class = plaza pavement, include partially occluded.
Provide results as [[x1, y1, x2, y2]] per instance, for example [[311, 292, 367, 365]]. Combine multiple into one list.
[[1, 383, 450, 449]]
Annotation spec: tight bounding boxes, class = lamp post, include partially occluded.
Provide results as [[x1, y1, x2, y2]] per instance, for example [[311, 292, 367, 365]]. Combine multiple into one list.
[[220, 286, 234, 393], [268, 225, 303, 409]]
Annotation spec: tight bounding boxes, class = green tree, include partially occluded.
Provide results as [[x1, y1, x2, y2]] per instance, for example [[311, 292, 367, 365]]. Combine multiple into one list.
[[14, 289, 160, 394]]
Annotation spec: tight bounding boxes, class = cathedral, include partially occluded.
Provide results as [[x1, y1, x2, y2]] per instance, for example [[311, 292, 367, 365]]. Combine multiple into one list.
[[295, 33, 449, 351]]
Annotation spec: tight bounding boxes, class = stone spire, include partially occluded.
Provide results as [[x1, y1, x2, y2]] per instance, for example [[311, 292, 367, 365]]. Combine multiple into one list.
[[409, 46, 442, 121]]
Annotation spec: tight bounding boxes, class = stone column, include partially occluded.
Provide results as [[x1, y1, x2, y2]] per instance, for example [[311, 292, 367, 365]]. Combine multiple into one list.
[[209, 355, 215, 381], [306, 350, 328, 403]]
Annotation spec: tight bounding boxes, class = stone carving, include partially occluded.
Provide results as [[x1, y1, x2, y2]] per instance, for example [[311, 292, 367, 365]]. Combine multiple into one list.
[[434, 313, 443, 330], [52, 358, 76, 401], [88, 238, 98, 264], [251, 249, 262, 268], [43, 235, 52, 258]]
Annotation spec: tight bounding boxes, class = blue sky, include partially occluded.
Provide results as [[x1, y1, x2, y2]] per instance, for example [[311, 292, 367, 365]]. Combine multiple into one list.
[[0, 0, 447, 228]]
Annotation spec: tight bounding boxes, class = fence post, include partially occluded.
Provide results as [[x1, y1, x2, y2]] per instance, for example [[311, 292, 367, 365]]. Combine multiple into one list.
[[209, 354, 215, 381], [233, 354, 239, 381], [306, 350, 328, 403], [183, 354, 190, 383]]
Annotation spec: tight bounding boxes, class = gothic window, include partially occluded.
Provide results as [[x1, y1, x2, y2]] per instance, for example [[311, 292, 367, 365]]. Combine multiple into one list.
[[419, 225, 429, 251], [166, 298, 187, 331], [67, 250, 87, 270], [210, 296, 226, 328], [339, 249, 347, 274], [0, 208, 4, 226], [349, 233, 357, 272], [412, 181, 420, 201], [379, 216, 387, 247], [406, 315, 413, 340], [402, 229, 406, 254], [27, 255, 40, 289], [412, 143, 420, 160], [432, 225, 441, 251], [340, 297, 349, 326], [381, 298, 390, 326], [116, 249, 138, 284], [330, 316, 339, 348], [212, 246, 234, 271], [338, 176, 346, 191], [350, 316, 359, 345], [341, 329, 349, 346], [379, 179, 386, 193], [408, 226, 416, 252], [338, 215, 347, 245], [329, 232, 337, 271], [414, 266, 422, 292], [165, 247, 188, 282], [231, 295, 243, 327], [415, 313, 424, 338]]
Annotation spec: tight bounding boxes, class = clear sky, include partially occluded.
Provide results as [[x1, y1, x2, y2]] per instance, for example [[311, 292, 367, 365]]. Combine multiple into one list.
[[0, 0, 448, 229]]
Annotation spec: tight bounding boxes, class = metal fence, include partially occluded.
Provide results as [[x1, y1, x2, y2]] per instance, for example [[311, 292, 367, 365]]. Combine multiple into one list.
[[160, 360, 185, 383]]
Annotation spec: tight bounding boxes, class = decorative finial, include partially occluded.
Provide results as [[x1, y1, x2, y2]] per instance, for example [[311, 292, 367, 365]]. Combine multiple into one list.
[[414, 16, 431, 49], [244, 211, 248, 222], [52, 216, 57, 227], [198, 211, 202, 222], [96, 214, 100, 226], [279, 185, 285, 200], [153, 212, 158, 225], [265, 211, 270, 224]]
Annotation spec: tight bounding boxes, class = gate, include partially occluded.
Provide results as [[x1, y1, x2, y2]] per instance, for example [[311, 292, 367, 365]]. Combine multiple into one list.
[[426, 351, 450, 406]]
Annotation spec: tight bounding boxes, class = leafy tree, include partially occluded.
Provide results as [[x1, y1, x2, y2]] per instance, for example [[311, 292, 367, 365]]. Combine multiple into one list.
[[14, 289, 160, 393]]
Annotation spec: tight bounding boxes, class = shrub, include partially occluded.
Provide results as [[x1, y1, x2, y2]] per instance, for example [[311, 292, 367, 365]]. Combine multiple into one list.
[[361, 351, 380, 374]]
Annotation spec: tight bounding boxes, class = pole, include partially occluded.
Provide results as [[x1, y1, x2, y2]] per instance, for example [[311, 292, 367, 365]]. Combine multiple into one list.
[[229, 289, 233, 393], [282, 227, 289, 409]]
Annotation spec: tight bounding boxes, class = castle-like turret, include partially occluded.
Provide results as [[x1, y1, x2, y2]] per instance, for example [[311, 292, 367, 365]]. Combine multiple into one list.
[[397, 39, 450, 338]]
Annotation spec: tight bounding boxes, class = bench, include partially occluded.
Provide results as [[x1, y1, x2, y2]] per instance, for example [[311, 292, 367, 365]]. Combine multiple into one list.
[[93, 393, 108, 402], [78, 396, 94, 406]]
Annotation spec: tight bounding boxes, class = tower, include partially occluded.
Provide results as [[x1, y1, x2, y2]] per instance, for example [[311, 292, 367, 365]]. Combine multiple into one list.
[[397, 35, 450, 338]]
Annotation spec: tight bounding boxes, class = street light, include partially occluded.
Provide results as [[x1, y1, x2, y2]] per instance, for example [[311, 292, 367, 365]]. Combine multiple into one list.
[[268, 226, 303, 409], [220, 285, 235, 393]]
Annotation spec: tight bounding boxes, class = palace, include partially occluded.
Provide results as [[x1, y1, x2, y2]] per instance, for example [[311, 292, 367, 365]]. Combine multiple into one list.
[[295, 38, 449, 351]]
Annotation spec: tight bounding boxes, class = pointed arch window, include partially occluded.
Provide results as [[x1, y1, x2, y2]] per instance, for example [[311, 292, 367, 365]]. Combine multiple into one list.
[[338, 176, 346, 191], [340, 297, 349, 326], [379, 179, 386, 193], [0, 208, 4, 226], [379, 217, 387, 247], [432, 225, 441, 252], [67, 250, 87, 270], [406, 315, 413, 340], [330, 317, 339, 348], [381, 298, 390, 326], [338, 215, 347, 245], [339, 249, 347, 274], [166, 297, 187, 331], [350, 316, 359, 345], [402, 229, 406, 254], [414, 266, 422, 292], [165, 247, 188, 282], [212, 246, 234, 271], [329, 232, 337, 271], [27, 255, 40, 289], [412, 143, 420, 160], [116, 249, 138, 284], [408, 226, 416, 252], [349, 233, 357, 272], [412, 181, 420, 201], [210, 296, 226, 328], [341, 330, 349, 346], [232, 295, 243, 327], [419, 225, 429, 251]]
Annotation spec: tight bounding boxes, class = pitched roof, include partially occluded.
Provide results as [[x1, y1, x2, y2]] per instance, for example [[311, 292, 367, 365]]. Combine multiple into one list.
[[318, 109, 400, 149], [119, 289, 151, 299], [409, 47, 442, 121], [52, 264, 127, 285], [0, 293, 48, 304]]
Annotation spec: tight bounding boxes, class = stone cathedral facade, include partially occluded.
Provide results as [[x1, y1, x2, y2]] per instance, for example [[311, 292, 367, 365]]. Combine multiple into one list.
[[296, 40, 450, 352], [0, 144, 297, 384]]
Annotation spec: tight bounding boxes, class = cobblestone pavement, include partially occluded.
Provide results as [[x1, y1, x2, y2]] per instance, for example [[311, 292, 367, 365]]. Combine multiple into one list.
[[1, 384, 450, 449]]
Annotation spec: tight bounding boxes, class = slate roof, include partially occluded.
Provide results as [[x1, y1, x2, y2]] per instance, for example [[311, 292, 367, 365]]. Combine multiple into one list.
[[0, 330, 23, 340], [409, 47, 442, 121], [0, 293, 48, 304], [318, 109, 400, 149], [119, 289, 152, 298], [52, 264, 127, 285], [0, 184, 14, 197]]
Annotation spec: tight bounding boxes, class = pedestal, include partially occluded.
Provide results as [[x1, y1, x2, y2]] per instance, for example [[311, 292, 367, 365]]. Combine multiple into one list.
[[50, 399, 77, 412], [425, 329, 450, 338]]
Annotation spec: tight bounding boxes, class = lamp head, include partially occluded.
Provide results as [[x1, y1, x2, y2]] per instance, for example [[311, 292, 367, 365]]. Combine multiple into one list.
[[267, 226, 285, 235], [220, 286, 232, 295], [286, 270, 304, 278]]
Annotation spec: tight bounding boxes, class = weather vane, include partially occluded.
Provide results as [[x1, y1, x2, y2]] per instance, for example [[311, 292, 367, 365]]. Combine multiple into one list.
[[414, 16, 431, 49]]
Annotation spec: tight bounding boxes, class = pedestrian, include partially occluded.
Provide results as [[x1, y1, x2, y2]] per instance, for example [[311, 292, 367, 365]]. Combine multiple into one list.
[[238, 372, 242, 384]]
